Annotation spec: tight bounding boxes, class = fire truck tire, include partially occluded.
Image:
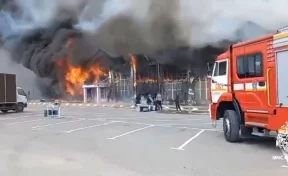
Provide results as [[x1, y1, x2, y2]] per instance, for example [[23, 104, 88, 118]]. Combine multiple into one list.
[[223, 110, 241, 142]]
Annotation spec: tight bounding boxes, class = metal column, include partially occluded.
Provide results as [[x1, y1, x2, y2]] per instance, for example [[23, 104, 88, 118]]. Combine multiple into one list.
[[157, 63, 161, 93], [83, 87, 87, 103], [96, 86, 100, 103]]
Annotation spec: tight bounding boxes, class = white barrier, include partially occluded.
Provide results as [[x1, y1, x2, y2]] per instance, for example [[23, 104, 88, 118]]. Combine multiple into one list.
[[28, 102, 209, 112], [28, 102, 131, 108]]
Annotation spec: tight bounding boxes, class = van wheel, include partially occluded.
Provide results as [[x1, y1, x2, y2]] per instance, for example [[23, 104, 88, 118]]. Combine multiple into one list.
[[1, 110, 8, 113], [223, 110, 241, 142], [16, 103, 24, 113]]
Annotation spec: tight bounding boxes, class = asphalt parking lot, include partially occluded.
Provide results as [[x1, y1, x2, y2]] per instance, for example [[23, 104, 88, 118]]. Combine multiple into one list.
[[0, 105, 287, 176]]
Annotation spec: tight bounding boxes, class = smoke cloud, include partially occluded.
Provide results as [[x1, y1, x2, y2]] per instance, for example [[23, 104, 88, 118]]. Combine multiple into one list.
[[1, 0, 285, 48], [76, 0, 284, 47], [0, 49, 42, 99], [0, 0, 285, 98]]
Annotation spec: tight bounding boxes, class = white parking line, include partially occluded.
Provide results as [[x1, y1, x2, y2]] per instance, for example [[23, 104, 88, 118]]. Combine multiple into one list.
[[32, 119, 84, 129], [280, 149, 288, 168], [155, 119, 201, 122], [74, 118, 222, 132], [114, 121, 151, 126], [64, 121, 117, 133], [201, 121, 223, 125], [84, 118, 131, 121], [0, 115, 33, 121], [70, 117, 107, 122], [60, 113, 106, 117], [7, 119, 44, 125], [96, 117, 139, 120], [107, 125, 154, 140], [178, 126, 222, 132], [171, 129, 205, 151], [0, 112, 34, 116], [161, 123, 207, 126], [98, 120, 222, 132]]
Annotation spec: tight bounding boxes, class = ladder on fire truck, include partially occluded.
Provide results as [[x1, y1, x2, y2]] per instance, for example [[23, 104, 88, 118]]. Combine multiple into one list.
[[277, 26, 288, 33]]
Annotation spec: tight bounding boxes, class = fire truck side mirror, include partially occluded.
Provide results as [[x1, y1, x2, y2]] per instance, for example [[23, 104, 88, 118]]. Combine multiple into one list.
[[207, 68, 212, 78], [207, 62, 213, 78]]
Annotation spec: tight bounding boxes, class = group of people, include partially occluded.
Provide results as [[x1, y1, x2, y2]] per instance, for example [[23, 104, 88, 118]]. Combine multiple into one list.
[[135, 93, 163, 111], [135, 93, 182, 112]]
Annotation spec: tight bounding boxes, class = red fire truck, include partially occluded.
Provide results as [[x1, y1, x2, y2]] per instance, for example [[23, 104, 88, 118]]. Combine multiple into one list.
[[209, 26, 288, 142]]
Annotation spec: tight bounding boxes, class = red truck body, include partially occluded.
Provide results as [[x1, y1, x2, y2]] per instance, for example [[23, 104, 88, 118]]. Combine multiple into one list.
[[209, 27, 288, 142]]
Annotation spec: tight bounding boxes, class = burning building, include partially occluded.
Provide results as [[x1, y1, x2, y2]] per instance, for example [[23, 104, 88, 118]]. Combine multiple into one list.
[[123, 45, 225, 105], [79, 45, 224, 105], [71, 45, 225, 105], [0, 0, 272, 105], [0, 13, 226, 104]]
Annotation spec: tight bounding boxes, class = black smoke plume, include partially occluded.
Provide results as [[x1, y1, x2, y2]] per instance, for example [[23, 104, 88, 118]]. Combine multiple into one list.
[[0, 0, 273, 98]]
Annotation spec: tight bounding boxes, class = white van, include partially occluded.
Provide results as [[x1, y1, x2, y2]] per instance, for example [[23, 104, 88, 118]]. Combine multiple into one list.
[[0, 87, 27, 113], [16, 87, 28, 111]]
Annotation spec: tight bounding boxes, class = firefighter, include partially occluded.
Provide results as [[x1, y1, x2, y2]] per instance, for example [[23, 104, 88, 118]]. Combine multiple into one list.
[[175, 94, 181, 112], [147, 94, 154, 111], [147, 94, 152, 105], [155, 92, 162, 111], [153, 93, 158, 110], [135, 94, 141, 106]]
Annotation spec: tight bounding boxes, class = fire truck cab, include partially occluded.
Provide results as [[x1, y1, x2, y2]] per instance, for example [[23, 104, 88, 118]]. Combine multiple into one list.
[[209, 26, 288, 142]]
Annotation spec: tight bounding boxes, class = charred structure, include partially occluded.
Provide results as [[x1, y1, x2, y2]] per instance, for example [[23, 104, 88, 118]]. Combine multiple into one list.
[[122, 45, 226, 104], [80, 44, 225, 105]]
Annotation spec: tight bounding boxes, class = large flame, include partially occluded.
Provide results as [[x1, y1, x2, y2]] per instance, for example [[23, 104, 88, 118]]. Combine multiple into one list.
[[129, 54, 137, 87], [55, 39, 109, 96]]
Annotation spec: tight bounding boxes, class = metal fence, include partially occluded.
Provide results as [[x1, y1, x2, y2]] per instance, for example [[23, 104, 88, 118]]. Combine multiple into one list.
[[162, 77, 209, 105], [114, 77, 210, 105], [162, 81, 188, 104], [115, 78, 133, 99], [193, 77, 209, 105]]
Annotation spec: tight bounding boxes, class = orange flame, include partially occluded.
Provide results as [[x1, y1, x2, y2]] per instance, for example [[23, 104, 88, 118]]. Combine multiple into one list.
[[55, 38, 109, 96], [129, 54, 137, 87]]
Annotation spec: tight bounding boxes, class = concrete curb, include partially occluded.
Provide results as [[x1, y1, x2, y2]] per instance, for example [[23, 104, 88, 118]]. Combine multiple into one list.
[[28, 102, 132, 109], [28, 102, 209, 113], [162, 106, 209, 113]]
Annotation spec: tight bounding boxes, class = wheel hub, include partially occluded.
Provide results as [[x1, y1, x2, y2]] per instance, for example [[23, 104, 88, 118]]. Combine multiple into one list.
[[17, 104, 24, 112], [224, 118, 230, 134]]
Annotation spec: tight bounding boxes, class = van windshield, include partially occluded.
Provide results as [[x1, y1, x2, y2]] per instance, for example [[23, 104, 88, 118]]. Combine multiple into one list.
[[17, 88, 26, 96]]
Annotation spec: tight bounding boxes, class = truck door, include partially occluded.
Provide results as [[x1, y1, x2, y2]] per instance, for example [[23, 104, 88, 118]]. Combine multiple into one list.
[[276, 50, 288, 106], [17, 87, 27, 103], [236, 52, 266, 110], [211, 59, 229, 103]]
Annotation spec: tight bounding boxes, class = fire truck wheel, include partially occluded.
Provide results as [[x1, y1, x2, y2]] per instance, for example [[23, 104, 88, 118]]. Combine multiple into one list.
[[223, 110, 241, 142]]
